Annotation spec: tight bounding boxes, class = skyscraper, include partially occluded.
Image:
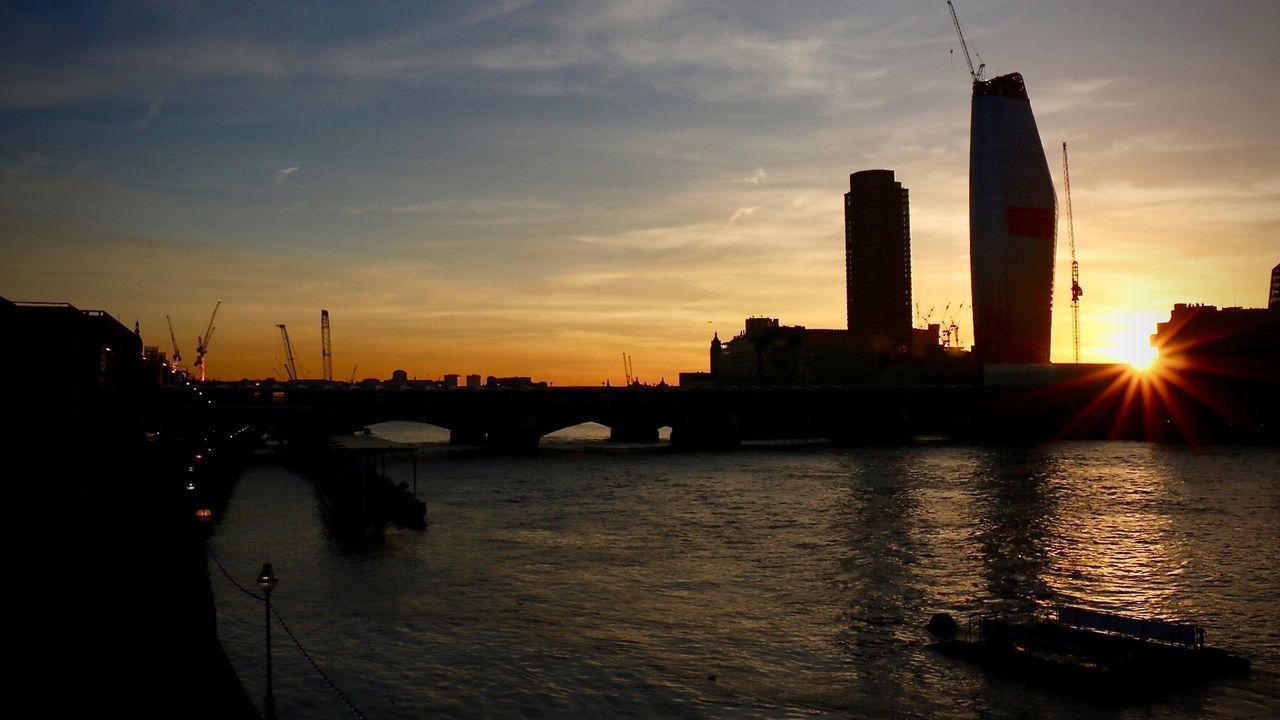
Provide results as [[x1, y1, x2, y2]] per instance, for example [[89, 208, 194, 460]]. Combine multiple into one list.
[[845, 169, 911, 352], [969, 73, 1057, 364], [1270, 262, 1279, 310]]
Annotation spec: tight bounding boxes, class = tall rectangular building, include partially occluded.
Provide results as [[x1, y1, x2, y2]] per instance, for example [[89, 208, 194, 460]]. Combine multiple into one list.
[[845, 169, 912, 352], [970, 73, 1057, 364], [1270, 262, 1279, 310]]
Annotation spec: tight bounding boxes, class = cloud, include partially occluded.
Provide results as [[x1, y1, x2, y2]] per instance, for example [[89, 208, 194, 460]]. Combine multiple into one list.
[[275, 166, 300, 185], [341, 197, 559, 218], [743, 167, 767, 185], [13, 150, 52, 169], [132, 97, 165, 131], [729, 206, 760, 224]]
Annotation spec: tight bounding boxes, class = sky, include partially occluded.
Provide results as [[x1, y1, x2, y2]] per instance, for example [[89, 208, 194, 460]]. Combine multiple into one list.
[[2, 0, 1277, 384]]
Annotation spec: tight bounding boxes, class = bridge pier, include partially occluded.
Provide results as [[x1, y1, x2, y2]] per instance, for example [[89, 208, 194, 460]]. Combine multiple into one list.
[[485, 427, 541, 452], [449, 426, 486, 445], [669, 411, 742, 449], [486, 412, 542, 452], [608, 422, 659, 443]]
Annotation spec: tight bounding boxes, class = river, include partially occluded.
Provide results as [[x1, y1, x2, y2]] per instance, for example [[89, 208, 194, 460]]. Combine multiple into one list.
[[208, 424, 1280, 718]]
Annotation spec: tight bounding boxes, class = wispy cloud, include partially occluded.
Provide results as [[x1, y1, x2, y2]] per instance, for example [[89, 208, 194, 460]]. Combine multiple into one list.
[[275, 166, 300, 185], [132, 97, 165, 131], [13, 150, 52, 169], [729, 206, 760, 224], [743, 167, 767, 185], [341, 197, 558, 217]]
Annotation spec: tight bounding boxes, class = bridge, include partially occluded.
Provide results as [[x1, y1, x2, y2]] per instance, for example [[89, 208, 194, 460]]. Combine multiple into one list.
[[177, 357, 1277, 449], [189, 380, 1086, 450]]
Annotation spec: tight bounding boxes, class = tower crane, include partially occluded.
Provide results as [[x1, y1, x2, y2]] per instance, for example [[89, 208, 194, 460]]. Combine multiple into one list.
[[166, 315, 183, 363], [947, 1, 985, 82], [320, 309, 334, 382], [1063, 142, 1084, 363], [277, 324, 299, 382], [946, 301, 966, 350], [916, 304, 936, 329], [193, 300, 221, 381]]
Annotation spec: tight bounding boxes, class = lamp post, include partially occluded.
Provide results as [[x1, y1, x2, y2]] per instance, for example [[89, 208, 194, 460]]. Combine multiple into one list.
[[257, 563, 279, 720]]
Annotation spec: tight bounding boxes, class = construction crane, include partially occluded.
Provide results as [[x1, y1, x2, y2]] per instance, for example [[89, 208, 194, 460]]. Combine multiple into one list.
[[320, 309, 334, 382], [915, 303, 936, 329], [622, 352, 635, 386], [165, 315, 183, 363], [277, 323, 299, 382], [945, 301, 966, 350], [947, 1, 985, 82], [1063, 142, 1084, 363], [193, 300, 221, 381]]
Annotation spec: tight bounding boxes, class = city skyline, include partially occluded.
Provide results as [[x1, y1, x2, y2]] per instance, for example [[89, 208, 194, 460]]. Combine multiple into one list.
[[3, 1, 1277, 384]]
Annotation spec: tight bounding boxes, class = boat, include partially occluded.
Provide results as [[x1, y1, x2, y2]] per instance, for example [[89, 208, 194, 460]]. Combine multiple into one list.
[[927, 605, 1251, 696]]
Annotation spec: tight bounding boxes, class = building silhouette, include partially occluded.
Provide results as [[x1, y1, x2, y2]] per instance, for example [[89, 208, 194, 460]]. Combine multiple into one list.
[[969, 73, 1057, 364], [1270, 262, 1279, 310], [703, 317, 869, 385], [845, 169, 912, 352]]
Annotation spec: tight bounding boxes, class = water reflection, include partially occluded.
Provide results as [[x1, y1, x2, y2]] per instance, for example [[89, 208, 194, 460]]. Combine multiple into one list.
[[832, 449, 954, 715], [209, 443, 1279, 719], [968, 446, 1063, 613], [1046, 444, 1182, 614]]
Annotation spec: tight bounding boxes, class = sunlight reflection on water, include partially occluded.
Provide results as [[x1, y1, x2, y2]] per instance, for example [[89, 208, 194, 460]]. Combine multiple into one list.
[[209, 437, 1280, 718]]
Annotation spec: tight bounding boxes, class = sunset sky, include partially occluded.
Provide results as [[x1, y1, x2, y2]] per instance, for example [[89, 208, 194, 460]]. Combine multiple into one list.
[[3, 1, 1277, 384]]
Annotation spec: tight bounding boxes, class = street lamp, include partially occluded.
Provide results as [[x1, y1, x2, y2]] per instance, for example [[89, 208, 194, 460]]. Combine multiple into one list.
[[257, 563, 279, 720]]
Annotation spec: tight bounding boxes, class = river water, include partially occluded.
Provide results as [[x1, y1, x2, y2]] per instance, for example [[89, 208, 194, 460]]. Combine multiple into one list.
[[209, 424, 1280, 718]]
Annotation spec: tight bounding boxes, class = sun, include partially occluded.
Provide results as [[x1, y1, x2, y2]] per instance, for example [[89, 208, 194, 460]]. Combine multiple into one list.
[[1106, 334, 1160, 371]]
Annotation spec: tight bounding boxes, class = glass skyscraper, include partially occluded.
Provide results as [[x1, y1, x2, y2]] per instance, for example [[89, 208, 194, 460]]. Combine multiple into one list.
[[970, 73, 1057, 364]]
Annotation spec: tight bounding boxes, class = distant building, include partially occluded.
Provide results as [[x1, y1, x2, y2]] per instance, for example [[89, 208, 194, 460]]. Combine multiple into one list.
[[443, 373, 460, 389], [708, 318, 870, 385], [485, 376, 547, 389], [910, 324, 941, 358], [1270, 262, 1279, 310], [1151, 303, 1280, 375], [845, 169, 912, 352], [702, 317, 972, 387], [969, 73, 1057, 364], [390, 369, 409, 383], [465, 374, 482, 388]]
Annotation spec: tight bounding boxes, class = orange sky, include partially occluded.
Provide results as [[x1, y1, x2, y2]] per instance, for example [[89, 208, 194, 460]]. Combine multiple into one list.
[[3, 2, 1277, 385]]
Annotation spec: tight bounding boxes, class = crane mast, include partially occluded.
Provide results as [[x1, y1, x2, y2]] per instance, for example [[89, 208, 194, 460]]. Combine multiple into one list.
[[947, 1, 985, 82], [193, 300, 221, 381], [277, 324, 299, 382], [320, 309, 333, 382], [166, 315, 182, 363], [1063, 142, 1084, 363]]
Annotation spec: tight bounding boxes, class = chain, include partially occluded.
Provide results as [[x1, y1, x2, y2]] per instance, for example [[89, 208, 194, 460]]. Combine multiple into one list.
[[208, 547, 369, 719], [208, 547, 264, 601], [270, 603, 368, 719]]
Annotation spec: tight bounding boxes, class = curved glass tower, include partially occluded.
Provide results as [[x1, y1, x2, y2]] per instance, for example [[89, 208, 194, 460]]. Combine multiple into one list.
[[970, 72, 1056, 364]]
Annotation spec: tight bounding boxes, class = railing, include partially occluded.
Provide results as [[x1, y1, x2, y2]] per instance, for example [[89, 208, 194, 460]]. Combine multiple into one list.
[[1056, 606, 1204, 648]]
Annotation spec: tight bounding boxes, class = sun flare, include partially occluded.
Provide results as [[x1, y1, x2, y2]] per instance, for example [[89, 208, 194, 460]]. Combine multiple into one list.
[[1108, 335, 1160, 371]]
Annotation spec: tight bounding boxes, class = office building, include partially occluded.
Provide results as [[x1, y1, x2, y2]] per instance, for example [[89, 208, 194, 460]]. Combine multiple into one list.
[[1270, 262, 1279, 310], [845, 169, 912, 352], [969, 73, 1057, 364]]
